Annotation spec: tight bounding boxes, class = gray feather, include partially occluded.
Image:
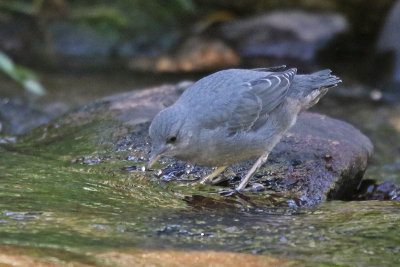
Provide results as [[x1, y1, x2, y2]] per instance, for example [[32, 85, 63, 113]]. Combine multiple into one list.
[[226, 68, 296, 135], [227, 91, 262, 134], [290, 69, 341, 99], [249, 68, 296, 116], [252, 65, 287, 72]]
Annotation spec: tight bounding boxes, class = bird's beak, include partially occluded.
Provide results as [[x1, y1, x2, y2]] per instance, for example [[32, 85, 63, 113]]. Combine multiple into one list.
[[148, 153, 161, 168], [148, 146, 166, 168]]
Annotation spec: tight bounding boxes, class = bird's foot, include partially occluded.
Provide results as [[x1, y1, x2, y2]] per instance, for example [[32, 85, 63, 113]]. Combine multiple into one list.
[[210, 175, 230, 185], [199, 166, 228, 185], [217, 189, 237, 197], [217, 186, 248, 197]]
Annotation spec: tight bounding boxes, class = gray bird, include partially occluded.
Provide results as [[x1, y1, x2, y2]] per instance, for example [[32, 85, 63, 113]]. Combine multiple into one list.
[[148, 66, 341, 191]]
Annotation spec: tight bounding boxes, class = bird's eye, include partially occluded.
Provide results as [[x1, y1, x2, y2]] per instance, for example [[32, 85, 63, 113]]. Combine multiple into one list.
[[167, 136, 177, 143]]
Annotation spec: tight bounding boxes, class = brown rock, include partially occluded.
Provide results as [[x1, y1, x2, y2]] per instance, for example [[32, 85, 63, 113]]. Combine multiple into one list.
[[94, 250, 297, 267], [129, 37, 240, 72]]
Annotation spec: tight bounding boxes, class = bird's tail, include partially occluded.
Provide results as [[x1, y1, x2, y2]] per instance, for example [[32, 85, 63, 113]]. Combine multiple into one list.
[[309, 69, 341, 90], [292, 69, 341, 110]]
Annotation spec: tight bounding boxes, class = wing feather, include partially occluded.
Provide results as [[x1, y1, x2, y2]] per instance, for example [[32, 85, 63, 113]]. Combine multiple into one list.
[[226, 68, 297, 135], [227, 91, 262, 134]]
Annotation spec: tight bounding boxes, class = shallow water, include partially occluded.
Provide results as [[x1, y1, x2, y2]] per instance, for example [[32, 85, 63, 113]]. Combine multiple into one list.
[[1, 85, 400, 266], [0, 148, 399, 266]]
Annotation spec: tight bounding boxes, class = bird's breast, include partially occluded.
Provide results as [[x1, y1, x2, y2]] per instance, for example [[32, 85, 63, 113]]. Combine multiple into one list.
[[177, 130, 267, 166]]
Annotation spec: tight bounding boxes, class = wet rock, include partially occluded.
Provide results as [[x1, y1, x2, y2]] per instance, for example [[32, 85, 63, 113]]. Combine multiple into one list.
[[129, 37, 240, 72], [275, 113, 373, 203], [354, 179, 400, 201], [220, 11, 348, 61], [57, 83, 373, 206], [251, 183, 265, 192], [0, 98, 50, 135]]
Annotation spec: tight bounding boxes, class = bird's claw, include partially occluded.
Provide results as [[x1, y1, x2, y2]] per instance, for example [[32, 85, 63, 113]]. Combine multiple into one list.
[[217, 188, 243, 197]]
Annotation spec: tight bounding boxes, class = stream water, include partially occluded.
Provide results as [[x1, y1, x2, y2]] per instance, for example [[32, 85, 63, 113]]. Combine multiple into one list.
[[0, 70, 399, 266]]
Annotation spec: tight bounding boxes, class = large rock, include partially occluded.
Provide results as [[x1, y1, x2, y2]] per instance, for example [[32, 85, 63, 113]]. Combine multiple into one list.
[[272, 112, 373, 204], [220, 11, 348, 61], [129, 37, 240, 72], [60, 83, 373, 207]]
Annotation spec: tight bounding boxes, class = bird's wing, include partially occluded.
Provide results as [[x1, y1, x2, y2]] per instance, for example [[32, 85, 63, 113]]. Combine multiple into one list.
[[252, 65, 287, 72], [249, 68, 297, 116], [194, 68, 297, 135], [226, 68, 297, 135], [226, 91, 263, 134]]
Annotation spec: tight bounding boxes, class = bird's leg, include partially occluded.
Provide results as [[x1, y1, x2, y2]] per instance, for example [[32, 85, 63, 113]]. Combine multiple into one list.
[[200, 166, 228, 184], [236, 151, 270, 191]]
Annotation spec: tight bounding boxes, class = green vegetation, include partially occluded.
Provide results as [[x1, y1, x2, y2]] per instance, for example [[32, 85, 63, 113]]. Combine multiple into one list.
[[0, 51, 46, 95], [0, 0, 195, 36]]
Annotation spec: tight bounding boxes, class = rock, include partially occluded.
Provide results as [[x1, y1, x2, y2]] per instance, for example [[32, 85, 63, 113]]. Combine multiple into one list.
[[58, 82, 373, 207], [129, 37, 240, 72], [273, 113, 373, 204], [377, 0, 400, 85], [0, 245, 298, 266], [0, 98, 50, 135], [93, 250, 296, 267], [354, 179, 400, 201], [220, 11, 348, 61], [48, 22, 119, 68]]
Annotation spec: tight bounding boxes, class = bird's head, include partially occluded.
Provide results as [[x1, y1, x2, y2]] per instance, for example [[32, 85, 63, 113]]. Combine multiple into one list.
[[148, 107, 189, 168]]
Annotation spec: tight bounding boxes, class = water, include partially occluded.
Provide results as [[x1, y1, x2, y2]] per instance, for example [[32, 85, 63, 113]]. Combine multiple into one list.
[[1, 90, 399, 265]]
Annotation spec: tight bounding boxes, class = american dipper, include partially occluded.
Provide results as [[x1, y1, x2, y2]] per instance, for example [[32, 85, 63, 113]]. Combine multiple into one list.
[[148, 66, 341, 191]]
